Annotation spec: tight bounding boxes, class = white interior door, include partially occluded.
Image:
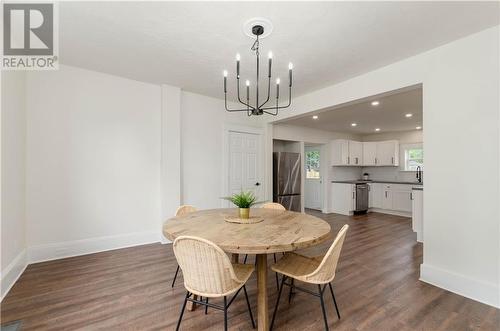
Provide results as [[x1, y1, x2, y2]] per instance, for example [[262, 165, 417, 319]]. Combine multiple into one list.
[[304, 147, 322, 210], [228, 131, 262, 205]]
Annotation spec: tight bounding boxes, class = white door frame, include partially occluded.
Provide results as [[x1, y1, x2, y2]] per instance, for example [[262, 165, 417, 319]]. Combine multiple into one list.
[[222, 124, 266, 208]]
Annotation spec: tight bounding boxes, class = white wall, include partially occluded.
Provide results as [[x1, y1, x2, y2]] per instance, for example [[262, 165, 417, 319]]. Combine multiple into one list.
[[180, 91, 263, 209], [1, 71, 28, 298], [267, 26, 500, 307], [361, 130, 423, 182], [25, 65, 162, 261]]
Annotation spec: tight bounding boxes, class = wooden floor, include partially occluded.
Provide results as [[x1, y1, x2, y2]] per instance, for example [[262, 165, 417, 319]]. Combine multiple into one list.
[[2, 211, 498, 330]]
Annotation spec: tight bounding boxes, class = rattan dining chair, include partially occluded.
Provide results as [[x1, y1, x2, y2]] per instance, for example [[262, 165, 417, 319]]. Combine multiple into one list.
[[243, 202, 286, 289], [173, 236, 255, 331], [270, 224, 349, 331], [171, 205, 197, 288]]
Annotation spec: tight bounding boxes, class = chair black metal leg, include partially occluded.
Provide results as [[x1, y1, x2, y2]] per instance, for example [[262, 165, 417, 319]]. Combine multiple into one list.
[[288, 278, 294, 303], [243, 254, 248, 264], [205, 297, 209, 315], [328, 283, 340, 319], [223, 296, 228, 331], [243, 285, 256, 329], [318, 285, 329, 331], [273, 254, 280, 290], [270, 275, 286, 331], [171, 264, 180, 287], [175, 291, 189, 331]]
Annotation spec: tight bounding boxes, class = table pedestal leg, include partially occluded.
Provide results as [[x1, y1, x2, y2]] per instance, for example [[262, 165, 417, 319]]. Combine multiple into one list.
[[187, 295, 198, 311], [256, 254, 268, 331], [231, 253, 239, 264]]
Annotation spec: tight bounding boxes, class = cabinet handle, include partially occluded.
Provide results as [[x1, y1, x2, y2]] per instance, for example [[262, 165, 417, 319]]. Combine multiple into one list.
[[410, 192, 413, 200], [352, 191, 355, 199], [375, 158, 377, 164], [347, 156, 350, 164], [385, 191, 388, 198], [391, 157, 394, 164], [355, 157, 358, 164]]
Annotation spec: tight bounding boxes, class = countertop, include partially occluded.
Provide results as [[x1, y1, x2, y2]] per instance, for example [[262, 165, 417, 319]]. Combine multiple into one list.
[[331, 179, 423, 186]]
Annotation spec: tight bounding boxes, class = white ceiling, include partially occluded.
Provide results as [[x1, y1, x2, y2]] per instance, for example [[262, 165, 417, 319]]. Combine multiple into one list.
[[59, 2, 499, 99], [280, 87, 423, 134]]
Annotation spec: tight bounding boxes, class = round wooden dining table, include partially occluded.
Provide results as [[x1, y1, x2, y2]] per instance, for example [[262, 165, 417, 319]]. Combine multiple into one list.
[[163, 208, 332, 331]]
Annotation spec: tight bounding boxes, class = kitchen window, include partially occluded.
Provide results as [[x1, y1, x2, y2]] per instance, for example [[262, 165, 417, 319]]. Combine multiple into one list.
[[402, 143, 423, 171], [305, 150, 320, 179]]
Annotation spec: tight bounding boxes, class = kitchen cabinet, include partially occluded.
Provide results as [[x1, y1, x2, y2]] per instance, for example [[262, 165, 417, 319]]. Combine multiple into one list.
[[392, 184, 412, 212], [331, 183, 355, 215], [348, 141, 363, 165], [376, 140, 399, 166], [368, 183, 383, 208], [331, 139, 399, 167], [381, 184, 393, 210], [363, 142, 377, 166], [330, 140, 350, 166], [412, 189, 423, 242]]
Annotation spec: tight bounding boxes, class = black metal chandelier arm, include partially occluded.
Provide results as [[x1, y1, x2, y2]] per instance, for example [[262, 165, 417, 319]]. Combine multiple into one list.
[[261, 87, 292, 111], [258, 75, 272, 109], [236, 79, 254, 109], [225, 94, 255, 112]]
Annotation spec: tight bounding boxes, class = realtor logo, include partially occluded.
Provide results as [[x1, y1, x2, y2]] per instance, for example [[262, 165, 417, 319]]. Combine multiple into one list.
[[2, 2, 58, 70]]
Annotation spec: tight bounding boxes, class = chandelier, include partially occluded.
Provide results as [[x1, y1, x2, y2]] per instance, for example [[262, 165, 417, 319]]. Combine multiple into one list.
[[223, 24, 293, 116]]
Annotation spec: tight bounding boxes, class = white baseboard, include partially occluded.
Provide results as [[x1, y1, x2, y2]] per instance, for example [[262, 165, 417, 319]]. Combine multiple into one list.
[[420, 263, 499, 308], [1, 249, 28, 301], [28, 231, 161, 264], [369, 208, 411, 218]]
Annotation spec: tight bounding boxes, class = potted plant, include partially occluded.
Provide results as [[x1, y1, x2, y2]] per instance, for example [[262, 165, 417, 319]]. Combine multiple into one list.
[[222, 191, 260, 219]]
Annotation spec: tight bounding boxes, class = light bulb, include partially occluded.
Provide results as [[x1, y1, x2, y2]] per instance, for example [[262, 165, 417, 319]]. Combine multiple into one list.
[[276, 78, 280, 84], [268, 51, 273, 59], [246, 80, 250, 86], [223, 70, 228, 77], [288, 62, 293, 70], [236, 53, 241, 61]]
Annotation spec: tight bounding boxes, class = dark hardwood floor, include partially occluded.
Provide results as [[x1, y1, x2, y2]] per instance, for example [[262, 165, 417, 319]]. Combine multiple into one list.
[[1, 211, 498, 330]]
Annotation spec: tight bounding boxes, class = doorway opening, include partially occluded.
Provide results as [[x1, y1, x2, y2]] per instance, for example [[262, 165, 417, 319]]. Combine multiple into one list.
[[304, 144, 323, 211]]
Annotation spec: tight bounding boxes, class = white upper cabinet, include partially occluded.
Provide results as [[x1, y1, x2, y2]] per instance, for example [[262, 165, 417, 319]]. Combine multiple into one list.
[[348, 141, 363, 166], [376, 140, 399, 166], [331, 139, 399, 167], [362, 142, 377, 166], [331, 139, 350, 166]]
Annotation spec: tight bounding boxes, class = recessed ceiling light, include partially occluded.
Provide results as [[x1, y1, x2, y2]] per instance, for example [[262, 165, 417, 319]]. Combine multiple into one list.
[[371, 101, 380, 106], [416, 126, 422, 130], [312, 115, 318, 120], [405, 113, 413, 118], [375, 128, 380, 132], [351, 123, 357, 127]]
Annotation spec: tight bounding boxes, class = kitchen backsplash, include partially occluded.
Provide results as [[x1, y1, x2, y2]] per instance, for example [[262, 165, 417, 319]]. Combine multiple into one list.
[[361, 166, 421, 182], [331, 166, 422, 183]]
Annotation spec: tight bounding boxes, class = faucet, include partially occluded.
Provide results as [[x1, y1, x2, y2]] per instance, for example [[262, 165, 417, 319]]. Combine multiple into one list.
[[416, 166, 422, 183]]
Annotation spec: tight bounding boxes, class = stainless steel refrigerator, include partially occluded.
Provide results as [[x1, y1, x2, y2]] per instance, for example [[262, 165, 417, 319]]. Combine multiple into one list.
[[273, 152, 301, 212]]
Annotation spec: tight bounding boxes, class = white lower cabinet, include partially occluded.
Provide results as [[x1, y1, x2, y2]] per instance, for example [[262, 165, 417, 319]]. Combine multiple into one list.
[[371, 183, 414, 214], [368, 183, 382, 208], [391, 184, 413, 212], [381, 184, 393, 210], [333, 182, 417, 217], [331, 183, 355, 215], [412, 189, 424, 242]]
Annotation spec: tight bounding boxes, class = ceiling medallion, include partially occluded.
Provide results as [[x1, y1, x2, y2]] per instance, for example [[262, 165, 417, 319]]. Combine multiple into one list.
[[223, 19, 293, 116]]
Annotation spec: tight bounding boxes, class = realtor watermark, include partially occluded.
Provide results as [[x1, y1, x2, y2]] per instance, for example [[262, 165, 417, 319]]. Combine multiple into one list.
[[2, 2, 58, 70]]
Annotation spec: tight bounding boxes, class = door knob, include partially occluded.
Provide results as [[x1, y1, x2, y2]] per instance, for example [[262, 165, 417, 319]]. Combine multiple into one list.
[[255, 182, 260, 186]]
